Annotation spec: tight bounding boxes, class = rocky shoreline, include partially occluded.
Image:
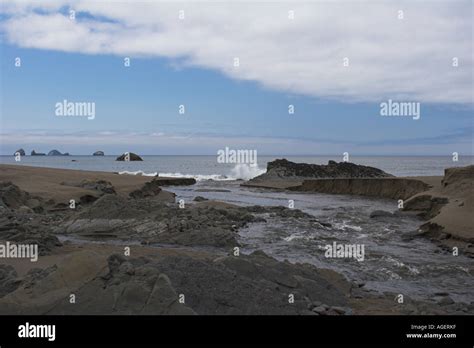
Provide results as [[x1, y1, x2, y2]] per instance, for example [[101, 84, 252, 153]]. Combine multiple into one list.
[[244, 159, 474, 257], [0, 163, 472, 315]]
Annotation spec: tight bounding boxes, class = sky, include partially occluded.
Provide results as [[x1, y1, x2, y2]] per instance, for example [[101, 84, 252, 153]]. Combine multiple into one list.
[[0, 0, 472, 155]]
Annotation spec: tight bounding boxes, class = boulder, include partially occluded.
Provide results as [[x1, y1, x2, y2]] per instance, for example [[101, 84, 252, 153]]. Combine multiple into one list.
[[116, 152, 143, 161]]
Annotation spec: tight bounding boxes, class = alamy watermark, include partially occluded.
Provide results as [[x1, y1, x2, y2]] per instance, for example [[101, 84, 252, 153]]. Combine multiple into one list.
[[217, 147, 257, 166], [18, 322, 55, 341], [324, 242, 365, 262], [0, 242, 38, 262], [380, 99, 420, 120], [55, 99, 95, 120]]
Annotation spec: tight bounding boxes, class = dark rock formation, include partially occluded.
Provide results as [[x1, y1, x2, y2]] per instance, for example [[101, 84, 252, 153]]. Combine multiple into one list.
[[0, 182, 33, 209], [93, 151, 104, 156], [14, 149, 25, 156], [116, 152, 143, 161], [129, 180, 162, 199], [47, 149, 69, 156], [290, 178, 430, 200], [0, 212, 62, 255], [61, 180, 116, 195], [31, 150, 45, 156], [252, 159, 393, 181], [0, 265, 21, 298], [154, 177, 196, 186], [369, 210, 395, 218], [26, 251, 348, 315], [403, 195, 449, 219]]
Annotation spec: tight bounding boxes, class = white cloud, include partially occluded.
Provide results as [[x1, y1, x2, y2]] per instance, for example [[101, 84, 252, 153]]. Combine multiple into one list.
[[1, 0, 472, 104]]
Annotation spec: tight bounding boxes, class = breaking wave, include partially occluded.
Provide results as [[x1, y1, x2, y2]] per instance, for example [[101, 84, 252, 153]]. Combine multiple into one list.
[[118, 164, 265, 181]]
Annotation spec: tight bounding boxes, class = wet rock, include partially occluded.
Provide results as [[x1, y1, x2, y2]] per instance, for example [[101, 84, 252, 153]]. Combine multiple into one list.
[[80, 194, 99, 205], [154, 178, 196, 186], [45, 254, 196, 315], [0, 182, 31, 209], [403, 195, 449, 219], [22, 266, 58, 290], [370, 210, 394, 218], [129, 180, 162, 199], [18, 206, 34, 214], [0, 216, 62, 255], [193, 196, 209, 202], [61, 180, 116, 195], [0, 182, 45, 213], [62, 197, 266, 248], [438, 296, 455, 306], [0, 265, 20, 297]]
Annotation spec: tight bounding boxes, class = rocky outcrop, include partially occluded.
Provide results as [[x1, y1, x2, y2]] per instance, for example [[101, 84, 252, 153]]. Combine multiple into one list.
[[0, 182, 62, 255], [403, 165, 474, 256], [93, 151, 104, 156], [0, 182, 32, 209], [45, 254, 197, 315], [14, 149, 25, 156], [0, 211, 62, 256], [61, 180, 116, 195], [129, 180, 162, 199], [250, 159, 393, 182], [290, 178, 430, 200], [0, 265, 21, 298], [0, 251, 348, 315], [0, 182, 46, 213], [48, 149, 69, 156], [31, 150, 45, 156], [402, 195, 449, 219], [116, 152, 143, 161], [153, 177, 196, 186], [56, 194, 320, 248]]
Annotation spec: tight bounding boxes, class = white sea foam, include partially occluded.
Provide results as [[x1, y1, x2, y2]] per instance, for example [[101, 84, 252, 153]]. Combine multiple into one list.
[[118, 164, 266, 181], [230, 163, 265, 180], [333, 221, 363, 232], [158, 173, 232, 181], [118, 170, 157, 177]]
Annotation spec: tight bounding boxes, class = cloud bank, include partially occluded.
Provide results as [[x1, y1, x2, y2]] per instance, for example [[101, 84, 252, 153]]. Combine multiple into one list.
[[1, 0, 472, 104]]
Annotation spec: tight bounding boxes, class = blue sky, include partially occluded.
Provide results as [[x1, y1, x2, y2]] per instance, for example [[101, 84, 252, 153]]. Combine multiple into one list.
[[0, 1, 472, 155]]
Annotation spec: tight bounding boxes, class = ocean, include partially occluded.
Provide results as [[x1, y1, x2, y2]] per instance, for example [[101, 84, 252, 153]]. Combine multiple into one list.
[[1, 155, 473, 179]]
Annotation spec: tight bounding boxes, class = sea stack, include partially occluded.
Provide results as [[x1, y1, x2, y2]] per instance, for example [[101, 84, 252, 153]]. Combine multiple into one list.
[[47, 150, 69, 156], [14, 149, 25, 156], [93, 151, 105, 156], [31, 150, 46, 156], [250, 159, 393, 182], [116, 152, 143, 161]]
